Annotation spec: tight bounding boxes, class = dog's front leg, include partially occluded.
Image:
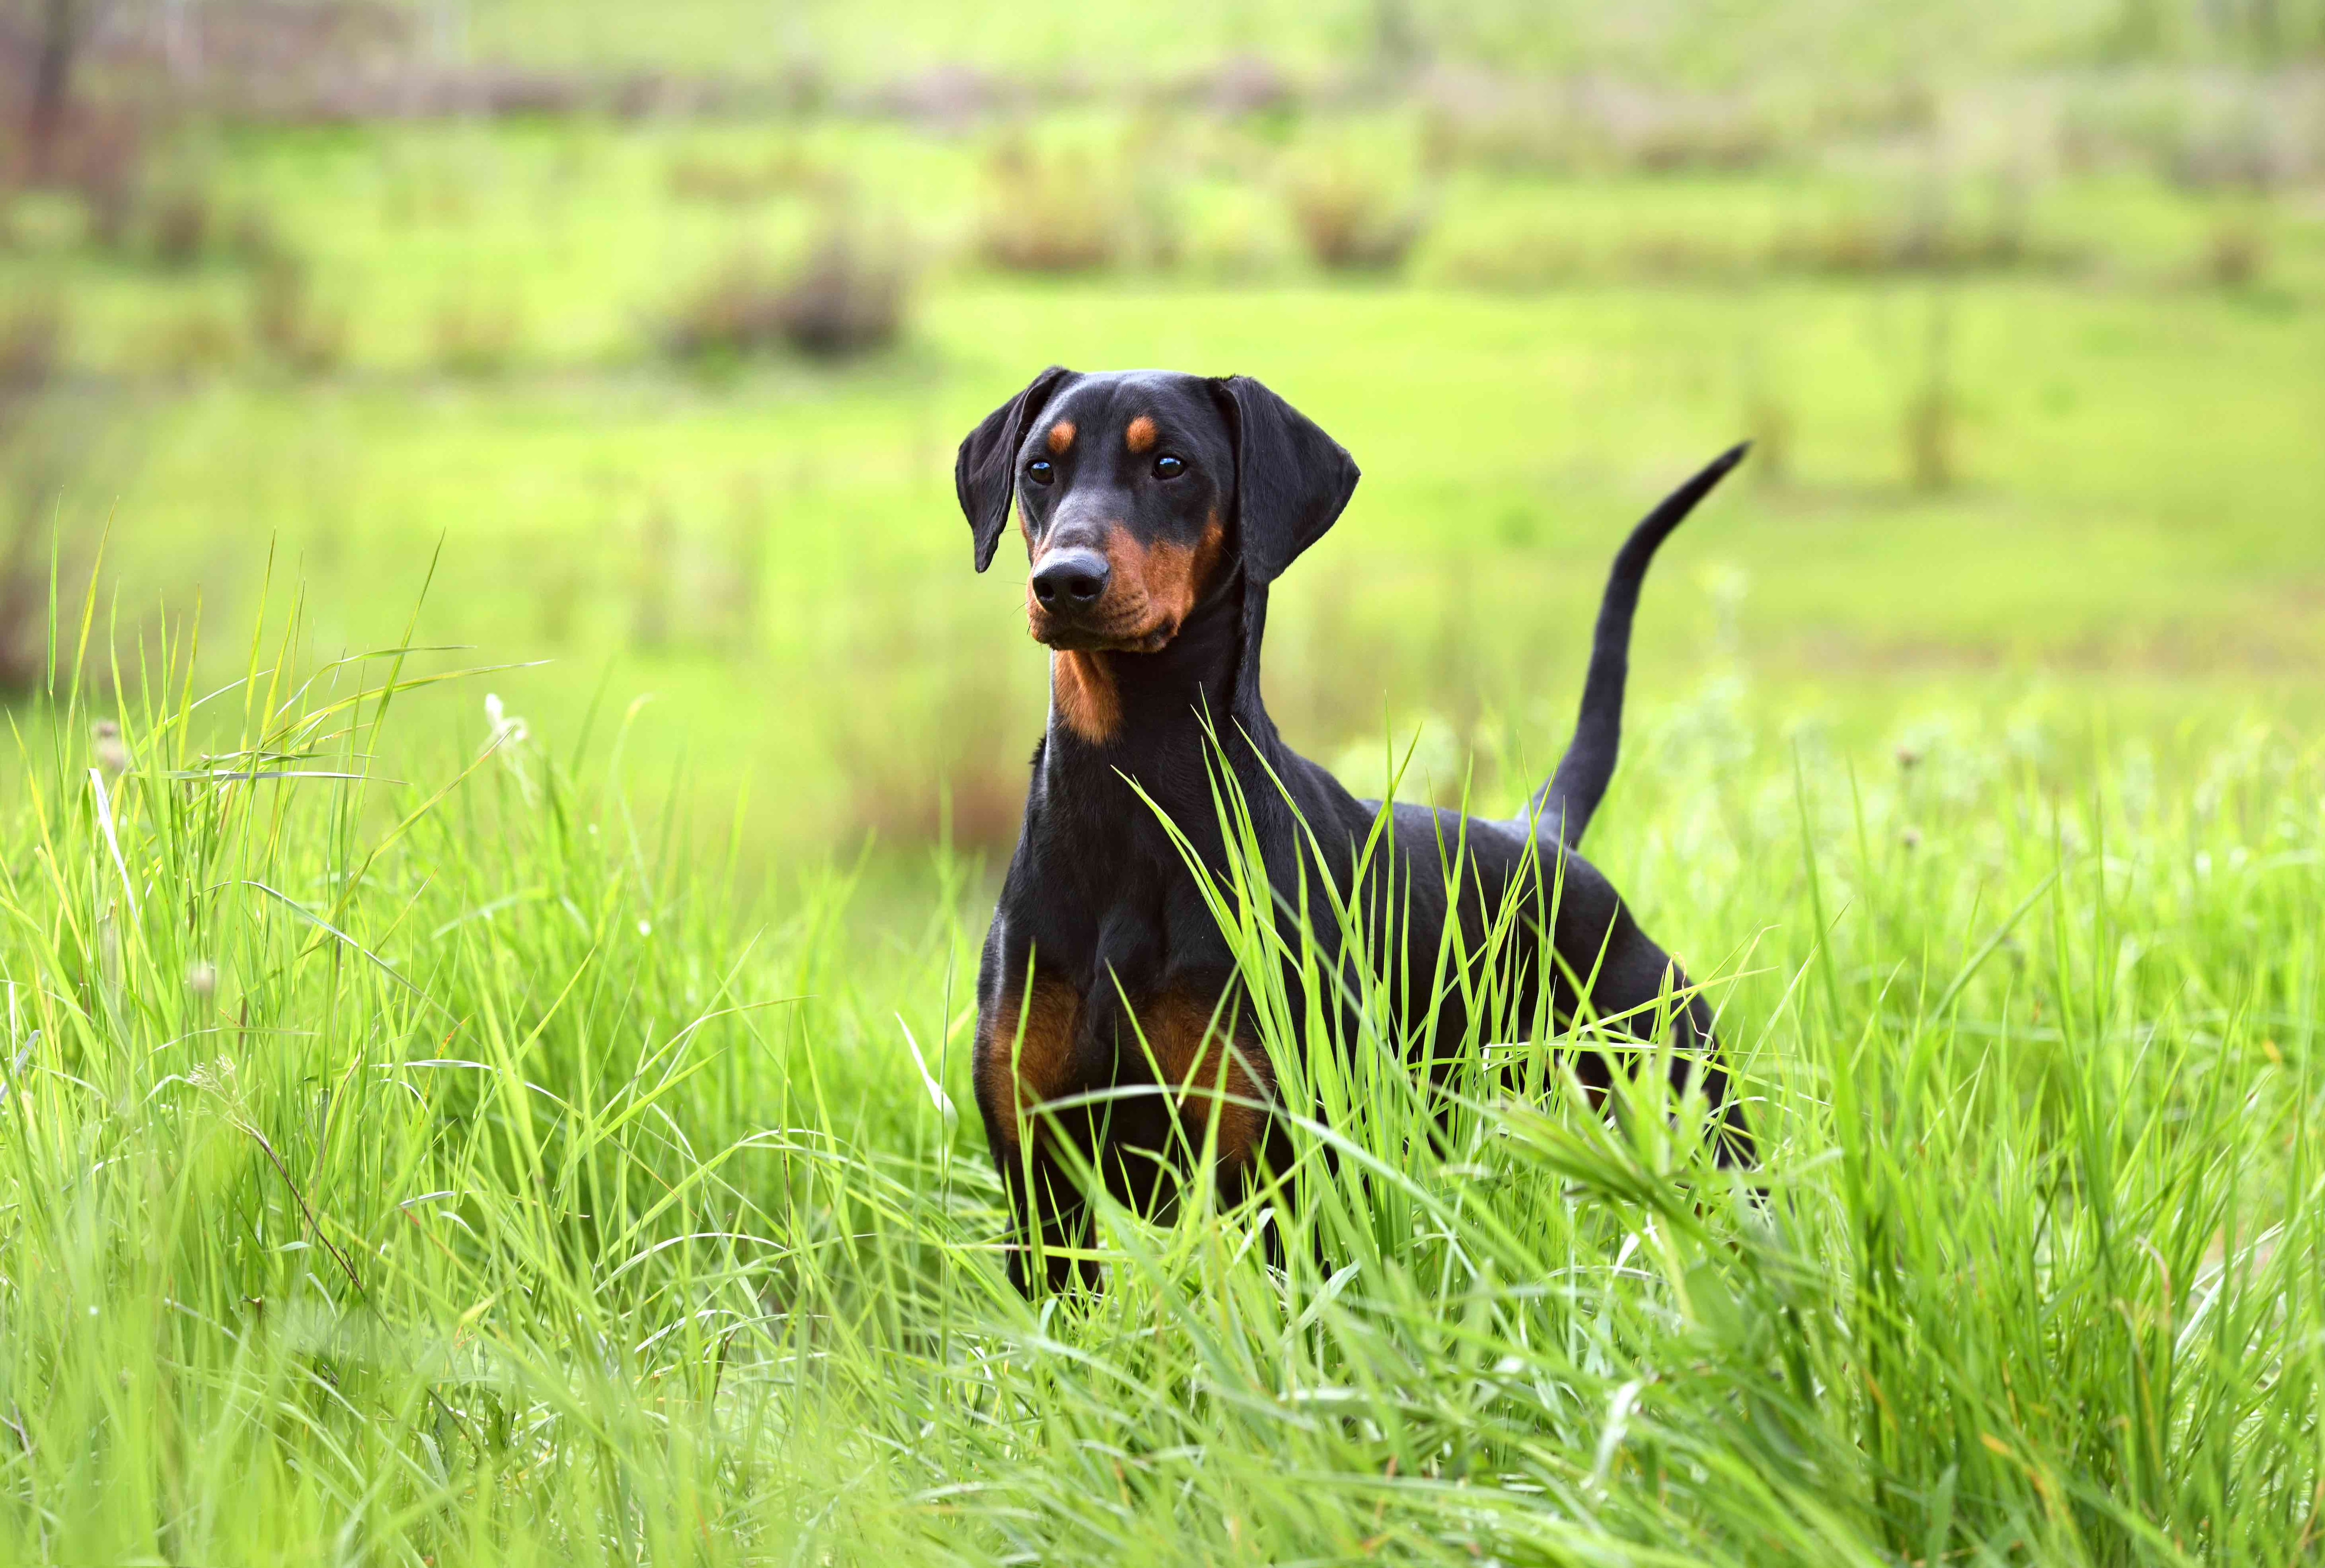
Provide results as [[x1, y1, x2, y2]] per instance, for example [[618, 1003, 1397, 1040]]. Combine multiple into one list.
[[972, 943, 1105, 1295]]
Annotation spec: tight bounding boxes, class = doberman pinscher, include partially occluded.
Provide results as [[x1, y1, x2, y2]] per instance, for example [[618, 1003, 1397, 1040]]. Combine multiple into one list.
[[953, 366, 1754, 1293]]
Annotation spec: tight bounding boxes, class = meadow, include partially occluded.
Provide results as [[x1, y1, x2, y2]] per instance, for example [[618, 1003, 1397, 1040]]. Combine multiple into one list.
[[0, 16, 2321, 1559], [0, 603, 2316, 1564], [5, 106, 2321, 857]]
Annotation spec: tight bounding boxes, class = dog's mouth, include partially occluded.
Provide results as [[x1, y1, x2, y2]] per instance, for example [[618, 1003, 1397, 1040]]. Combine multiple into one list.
[[1027, 605, 1179, 654]]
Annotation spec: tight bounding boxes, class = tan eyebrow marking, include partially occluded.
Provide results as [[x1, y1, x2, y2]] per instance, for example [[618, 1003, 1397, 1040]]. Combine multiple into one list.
[[1124, 416, 1157, 453], [1046, 420, 1076, 454]]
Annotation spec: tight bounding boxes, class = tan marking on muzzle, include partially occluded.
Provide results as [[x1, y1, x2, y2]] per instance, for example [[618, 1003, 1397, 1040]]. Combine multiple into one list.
[[1113, 514, 1227, 641], [1027, 516, 1226, 655]]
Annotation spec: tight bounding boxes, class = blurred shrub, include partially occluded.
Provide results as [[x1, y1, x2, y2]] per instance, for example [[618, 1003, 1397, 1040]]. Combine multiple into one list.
[[1420, 71, 1776, 177], [48, 108, 146, 248], [1430, 224, 1584, 290], [146, 180, 213, 268], [1615, 97, 1774, 174], [0, 297, 66, 411], [661, 250, 790, 360], [1201, 53, 1300, 122], [2171, 118, 2286, 191], [432, 294, 525, 377], [1770, 199, 2074, 278], [2200, 213, 2267, 287], [2058, 74, 2324, 189], [150, 307, 243, 381], [775, 230, 911, 356], [222, 204, 285, 265], [976, 142, 1127, 273], [665, 148, 838, 205], [1422, 82, 1575, 175], [249, 253, 347, 375], [660, 225, 910, 362], [1621, 231, 1752, 281], [872, 63, 1009, 133], [1182, 190, 1298, 282], [1283, 163, 1430, 273], [1808, 79, 1942, 142]]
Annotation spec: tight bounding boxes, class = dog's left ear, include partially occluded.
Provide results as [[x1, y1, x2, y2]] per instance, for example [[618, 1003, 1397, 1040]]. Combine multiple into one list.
[[955, 365, 1074, 572], [1210, 375, 1360, 585]]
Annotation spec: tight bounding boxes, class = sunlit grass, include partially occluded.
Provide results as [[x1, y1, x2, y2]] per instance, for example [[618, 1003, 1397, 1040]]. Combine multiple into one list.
[[0, 583, 2313, 1563]]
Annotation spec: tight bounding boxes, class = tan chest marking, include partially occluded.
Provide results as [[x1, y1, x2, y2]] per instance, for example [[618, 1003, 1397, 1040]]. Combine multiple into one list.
[[1133, 990, 1272, 1170], [976, 976, 1084, 1151], [1050, 650, 1121, 745]]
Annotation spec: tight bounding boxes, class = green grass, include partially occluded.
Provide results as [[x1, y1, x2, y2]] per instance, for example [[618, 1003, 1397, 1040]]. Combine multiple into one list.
[[4, 113, 2318, 865], [0, 586, 2316, 1563], [0, 19, 2318, 1560]]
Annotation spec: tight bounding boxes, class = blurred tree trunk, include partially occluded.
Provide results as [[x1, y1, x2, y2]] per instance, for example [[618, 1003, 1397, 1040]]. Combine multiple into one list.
[[25, 0, 83, 179]]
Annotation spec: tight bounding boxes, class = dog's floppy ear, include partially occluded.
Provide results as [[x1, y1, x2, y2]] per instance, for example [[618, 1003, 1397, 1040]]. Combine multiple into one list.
[[955, 365, 1074, 572], [1211, 375, 1360, 585]]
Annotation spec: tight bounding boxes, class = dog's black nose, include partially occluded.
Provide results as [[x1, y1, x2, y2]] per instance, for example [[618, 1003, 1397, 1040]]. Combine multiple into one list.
[[1030, 550, 1110, 612]]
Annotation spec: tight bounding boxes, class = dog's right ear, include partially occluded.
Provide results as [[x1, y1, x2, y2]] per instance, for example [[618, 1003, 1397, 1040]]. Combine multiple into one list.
[[955, 365, 1074, 572]]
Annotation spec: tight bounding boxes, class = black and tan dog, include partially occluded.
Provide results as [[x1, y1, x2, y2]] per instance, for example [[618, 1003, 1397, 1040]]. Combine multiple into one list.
[[954, 366, 1754, 1293]]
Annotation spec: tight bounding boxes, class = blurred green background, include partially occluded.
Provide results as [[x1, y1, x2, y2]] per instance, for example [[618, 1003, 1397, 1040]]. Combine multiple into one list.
[[2, 0, 2319, 865]]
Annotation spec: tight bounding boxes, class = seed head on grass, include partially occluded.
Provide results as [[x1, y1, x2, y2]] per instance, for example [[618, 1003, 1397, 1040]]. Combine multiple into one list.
[[91, 718, 129, 777]]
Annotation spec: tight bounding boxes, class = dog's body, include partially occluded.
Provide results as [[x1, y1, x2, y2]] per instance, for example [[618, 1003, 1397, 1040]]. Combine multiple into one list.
[[954, 368, 1752, 1292]]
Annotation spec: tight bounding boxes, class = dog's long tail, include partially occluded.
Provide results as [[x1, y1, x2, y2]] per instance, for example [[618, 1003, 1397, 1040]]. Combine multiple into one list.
[[1530, 443, 1748, 849]]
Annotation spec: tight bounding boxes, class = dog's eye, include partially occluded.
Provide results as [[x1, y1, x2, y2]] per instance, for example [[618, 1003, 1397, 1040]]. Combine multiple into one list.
[[1153, 454, 1185, 479], [1026, 459, 1054, 486]]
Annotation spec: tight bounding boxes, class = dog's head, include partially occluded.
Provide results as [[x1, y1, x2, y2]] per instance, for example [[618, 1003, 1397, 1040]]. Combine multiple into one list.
[[954, 368, 1360, 654]]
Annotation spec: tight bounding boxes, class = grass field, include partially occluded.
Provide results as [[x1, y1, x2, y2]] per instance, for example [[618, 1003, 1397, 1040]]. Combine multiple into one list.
[[0, 605, 2316, 1563], [5, 112, 2321, 860], [0, 43, 2321, 1558]]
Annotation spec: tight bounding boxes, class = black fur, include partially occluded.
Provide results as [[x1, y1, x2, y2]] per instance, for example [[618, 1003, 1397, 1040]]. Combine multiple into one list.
[[1533, 442, 1749, 848]]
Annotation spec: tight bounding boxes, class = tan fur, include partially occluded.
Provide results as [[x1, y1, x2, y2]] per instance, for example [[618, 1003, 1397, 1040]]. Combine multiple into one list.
[[1136, 990, 1271, 1172], [1139, 515, 1226, 628], [1025, 516, 1224, 658], [1046, 420, 1076, 455], [1050, 650, 1121, 745], [975, 976, 1083, 1152], [1124, 415, 1158, 453]]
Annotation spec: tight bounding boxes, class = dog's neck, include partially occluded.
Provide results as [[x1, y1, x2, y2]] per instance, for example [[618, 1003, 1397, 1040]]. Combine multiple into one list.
[[1042, 581, 1251, 768]]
